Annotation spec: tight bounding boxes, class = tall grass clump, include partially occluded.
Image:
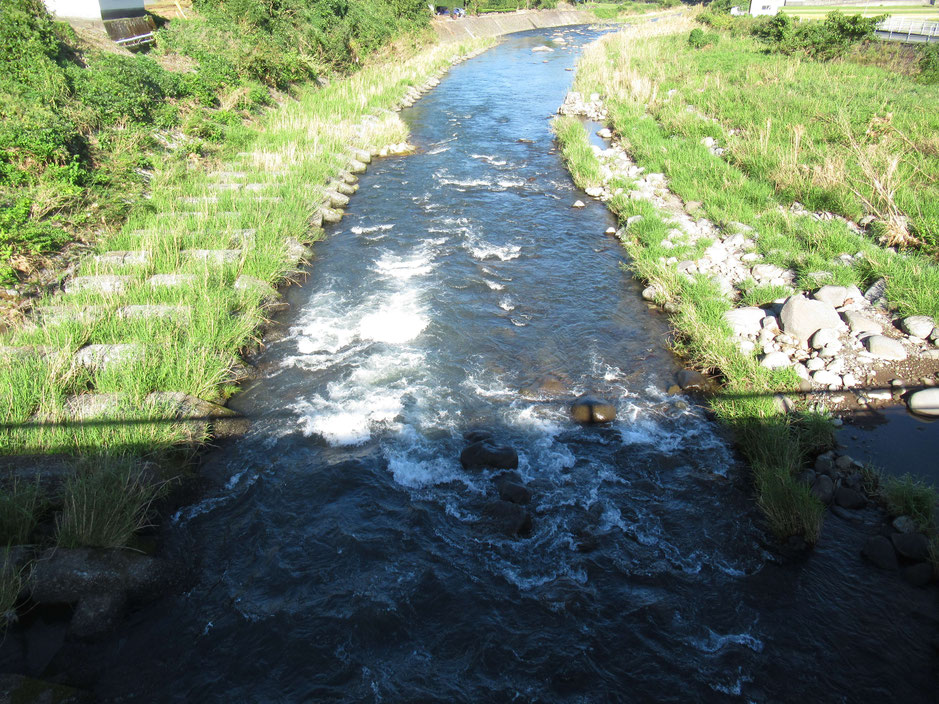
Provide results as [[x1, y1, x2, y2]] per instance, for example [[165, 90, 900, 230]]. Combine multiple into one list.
[[552, 116, 604, 189], [883, 474, 936, 531], [55, 460, 166, 548], [0, 550, 22, 630], [0, 480, 43, 545]]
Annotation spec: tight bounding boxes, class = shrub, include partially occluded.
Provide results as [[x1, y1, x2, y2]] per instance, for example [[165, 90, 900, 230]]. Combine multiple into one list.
[[688, 28, 719, 49], [56, 461, 165, 548], [883, 473, 936, 530], [752, 11, 885, 60], [921, 44, 939, 84]]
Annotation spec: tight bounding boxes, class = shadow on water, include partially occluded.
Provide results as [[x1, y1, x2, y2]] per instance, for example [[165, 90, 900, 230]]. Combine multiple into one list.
[[2, 23, 937, 703]]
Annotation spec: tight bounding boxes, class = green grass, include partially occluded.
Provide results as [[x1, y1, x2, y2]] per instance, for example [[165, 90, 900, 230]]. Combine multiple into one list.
[[0, 480, 43, 545], [552, 116, 605, 189], [55, 459, 165, 548], [883, 473, 937, 530], [0, 550, 21, 629]]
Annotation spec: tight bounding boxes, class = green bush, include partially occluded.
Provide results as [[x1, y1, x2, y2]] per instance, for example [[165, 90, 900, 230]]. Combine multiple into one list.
[[921, 44, 939, 84], [688, 28, 719, 49], [752, 11, 885, 60], [883, 474, 936, 530]]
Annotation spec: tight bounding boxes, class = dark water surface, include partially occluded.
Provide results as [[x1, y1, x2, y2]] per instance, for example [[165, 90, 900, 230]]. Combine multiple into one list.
[[92, 28, 936, 702]]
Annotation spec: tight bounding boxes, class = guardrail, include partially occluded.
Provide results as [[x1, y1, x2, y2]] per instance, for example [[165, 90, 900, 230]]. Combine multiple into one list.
[[877, 17, 939, 42]]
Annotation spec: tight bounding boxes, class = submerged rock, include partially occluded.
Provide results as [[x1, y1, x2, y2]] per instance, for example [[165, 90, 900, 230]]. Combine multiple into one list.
[[902, 563, 934, 588], [570, 396, 616, 424], [862, 535, 898, 570], [497, 481, 532, 506], [460, 441, 518, 470], [483, 501, 532, 538]]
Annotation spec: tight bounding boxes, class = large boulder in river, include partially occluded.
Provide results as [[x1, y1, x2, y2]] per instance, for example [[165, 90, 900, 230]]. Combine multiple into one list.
[[570, 396, 616, 424], [460, 441, 518, 470], [779, 295, 842, 345], [862, 535, 898, 570], [483, 501, 532, 538]]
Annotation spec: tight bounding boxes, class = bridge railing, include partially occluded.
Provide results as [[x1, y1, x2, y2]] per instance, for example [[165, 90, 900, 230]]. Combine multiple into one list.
[[876, 17, 939, 41]]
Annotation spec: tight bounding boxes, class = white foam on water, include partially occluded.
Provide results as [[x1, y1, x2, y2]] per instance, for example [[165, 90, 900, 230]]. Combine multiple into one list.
[[690, 629, 764, 655], [469, 153, 508, 166], [469, 241, 521, 261], [499, 297, 515, 311], [351, 224, 394, 235], [496, 179, 526, 189], [359, 291, 429, 344], [373, 250, 435, 280], [426, 146, 450, 155], [439, 176, 494, 189], [485, 280, 505, 291]]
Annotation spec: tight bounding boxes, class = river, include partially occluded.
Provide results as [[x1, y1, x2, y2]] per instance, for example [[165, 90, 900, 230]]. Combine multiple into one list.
[[88, 26, 937, 702]]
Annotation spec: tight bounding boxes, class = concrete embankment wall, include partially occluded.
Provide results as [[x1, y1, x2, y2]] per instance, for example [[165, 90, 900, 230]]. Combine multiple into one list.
[[433, 9, 596, 41]]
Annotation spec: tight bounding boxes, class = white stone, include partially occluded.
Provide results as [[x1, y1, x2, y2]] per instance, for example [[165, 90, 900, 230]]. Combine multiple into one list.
[[761, 351, 791, 369], [806, 357, 826, 372], [865, 335, 907, 361], [572, 200, 586, 209], [812, 370, 842, 388], [907, 388, 939, 416], [779, 295, 843, 345], [724, 307, 766, 336], [810, 328, 839, 350], [900, 315, 935, 339], [843, 311, 882, 336]]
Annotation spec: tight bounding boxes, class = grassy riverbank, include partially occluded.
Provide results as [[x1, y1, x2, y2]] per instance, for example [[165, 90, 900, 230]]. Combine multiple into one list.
[[558, 14, 939, 543], [0, 1, 492, 621]]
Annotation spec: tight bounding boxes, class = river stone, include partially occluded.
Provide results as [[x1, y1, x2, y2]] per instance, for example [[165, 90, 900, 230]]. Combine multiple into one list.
[[865, 335, 907, 360], [760, 351, 791, 370], [572, 200, 585, 208], [810, 475, 834, 504], [483, 501, 532, 538], [814, 453, 835, 475], [907, 388, 939, 417], [891, 532, 930, 561], [864, 278, 887, 305], [812, 370, 842, 388], [570, 396, 616, 424], [834, 486, 866, 509], [149, 391, 250, 439], [892, 515, 918, 534], [70, 591, 127, 639], [902, 563, 934, 588], [65, 275, 130, 295], [779, 295, 842, 345], [724, 307, 765, 336], [842, 311, 882, 336], [810, 328, 839, 351], [900, 315, 934, 339], [676, 369, 710, 391], [813, 285, 854, 308], [325, 191, 350, 209], [29, 548, 176, 604], [460, 441, 518, 470], [348, 159, 368, 174], [498, 481, 532, 506], [73, 344, 143, 371], [862, 535, 898, 570]]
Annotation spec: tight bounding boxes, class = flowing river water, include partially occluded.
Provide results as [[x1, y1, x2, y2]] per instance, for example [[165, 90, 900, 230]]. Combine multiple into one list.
[[90, 27, 936, 702]]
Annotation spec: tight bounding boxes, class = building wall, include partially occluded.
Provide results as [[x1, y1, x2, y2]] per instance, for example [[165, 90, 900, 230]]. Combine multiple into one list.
[[749, 0, 783, 16], [43, 0, 102, 21]]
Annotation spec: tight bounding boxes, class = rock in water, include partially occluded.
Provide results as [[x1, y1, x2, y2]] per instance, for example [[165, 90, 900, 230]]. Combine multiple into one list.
[[891, 532, 930, 561], [908, 388, 939, 417], [483, 501, 532, 538], [834, 487, 866, 509], [862, 535, 898, 570], [498, 481, 532, 506], [570, 396, 616, 424], [460, 441, 518, 470]]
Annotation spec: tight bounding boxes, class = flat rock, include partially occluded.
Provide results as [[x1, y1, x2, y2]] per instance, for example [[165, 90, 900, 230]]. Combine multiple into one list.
[[73, 343, 143, 370], [843, 311, 882, 335], [570, 396, 616, 424], [41, 306, 105, 326], [779, 295, 842, 344], [234, 275, 278, 301], [900, 315, 935, 339], [908, 388, 939, 417], [862, 535, 898, 570], [865, 335, 906, 360], [183, 249, 242, 264], [891, 532, 930, 561], [148, 274, 196, 288], [93, 251, 149, 267], [65, 275, 131, 295], [724, 307, 765, 336], [119, 304, 190, 320], [29, 548, 175, 604]]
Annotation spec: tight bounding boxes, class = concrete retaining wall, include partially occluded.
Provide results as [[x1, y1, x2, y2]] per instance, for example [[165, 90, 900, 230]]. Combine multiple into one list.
[[433, 9, 596, 41]]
